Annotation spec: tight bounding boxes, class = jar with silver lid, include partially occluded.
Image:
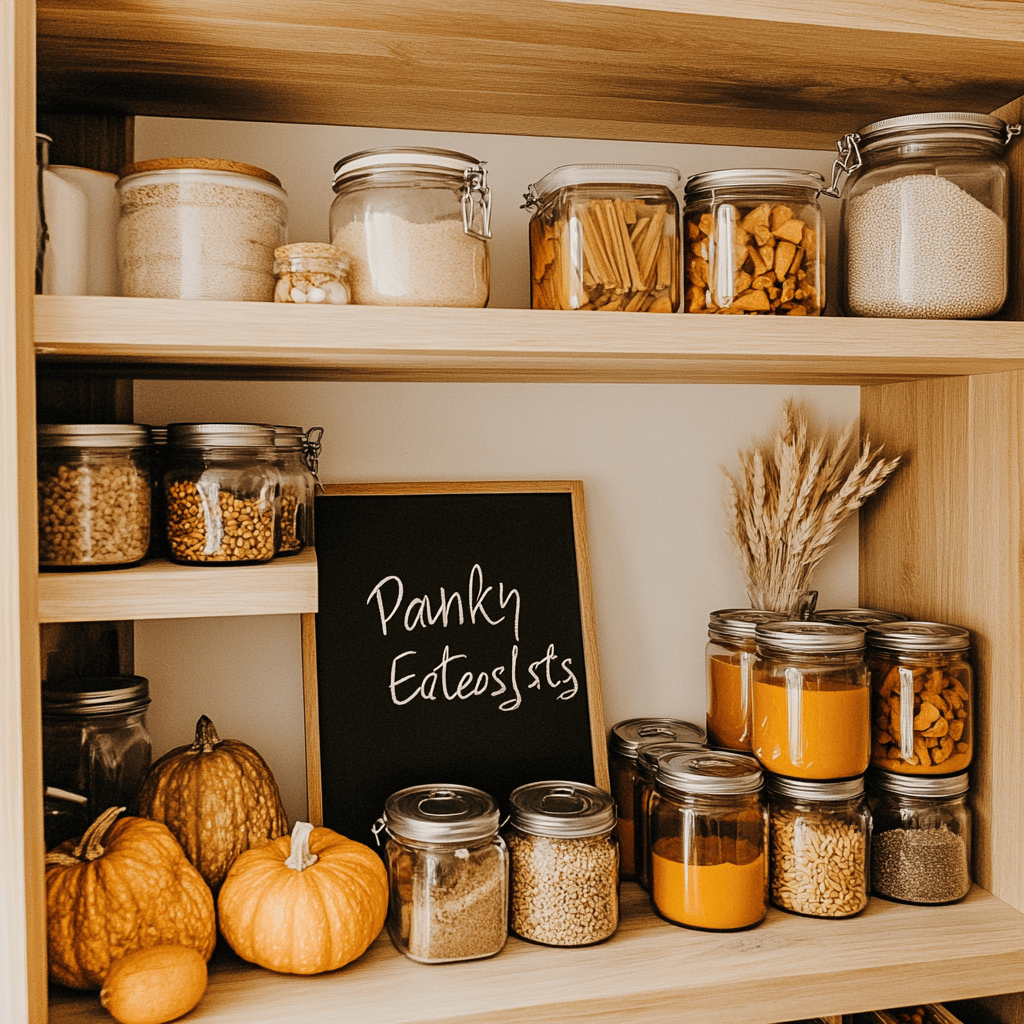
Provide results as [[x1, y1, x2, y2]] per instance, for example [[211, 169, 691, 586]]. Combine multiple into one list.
[[522, 163, 681, 312], [752, 621, 870, 780], [506, 781, 619, 946], [270, 425, 320, 556], [682, 168, 826, 315], [37, 423, 152, 569], [825, 112, 1021, 318], [869, 769, 971, 905], [273, 242, 350, 304], [649, 750, 767, 930], [380, 784, 508, 963], [330, 147, 491, 307], [768, 774, 870, 918], [705, 609, 788, 753], [607, 718, 706, 880], [865, 621, 973, 775], [163, 422, 280, 565], [815, 608, 908, 628]]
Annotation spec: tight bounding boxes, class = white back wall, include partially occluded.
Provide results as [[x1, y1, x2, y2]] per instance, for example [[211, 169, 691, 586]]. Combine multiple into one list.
[[132, 118, 860, 824]]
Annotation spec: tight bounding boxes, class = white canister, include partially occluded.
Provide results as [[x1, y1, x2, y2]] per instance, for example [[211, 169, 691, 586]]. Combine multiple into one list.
[[41, 168, 88, 296], [49, 165, 119, 296]]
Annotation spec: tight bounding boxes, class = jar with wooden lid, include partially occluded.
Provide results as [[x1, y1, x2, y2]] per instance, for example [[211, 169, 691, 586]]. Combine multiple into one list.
[[705, 609, 787, 753], [273, 242, 350, 304], [682, 168, 826, 315], [752, 621, 870, 780], [269, 425, 319, 556], [116, 157, 288, 301], [330, 147, 491, 307], [522, 163, 681, 312], [649, 750, 767, 930], [865, 621, 972, 775], [607, 717, 706, 880]]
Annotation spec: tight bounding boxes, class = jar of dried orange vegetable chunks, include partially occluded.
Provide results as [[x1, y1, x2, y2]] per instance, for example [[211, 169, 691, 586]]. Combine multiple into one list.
[[682, 168, 826, 315], [522, 164, 680, 312]]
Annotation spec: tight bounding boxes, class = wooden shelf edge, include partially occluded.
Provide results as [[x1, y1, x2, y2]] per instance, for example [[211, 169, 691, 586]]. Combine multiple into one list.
[[37, 547, 318, 623]]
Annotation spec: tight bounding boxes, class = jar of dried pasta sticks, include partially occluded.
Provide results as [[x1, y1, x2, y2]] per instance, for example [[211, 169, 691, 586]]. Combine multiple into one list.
[[523, 164, 680, 312]]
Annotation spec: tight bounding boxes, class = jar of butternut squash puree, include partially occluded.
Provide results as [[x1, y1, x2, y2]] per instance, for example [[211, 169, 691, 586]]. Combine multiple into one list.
[[752, 621, 870, 780]]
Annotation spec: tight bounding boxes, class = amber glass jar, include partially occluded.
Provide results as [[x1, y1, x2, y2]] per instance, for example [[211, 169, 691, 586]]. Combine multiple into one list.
[[607, 718, 706, 880], [705, 609, 787, 753], [752, 621, 870, 780], [649, 750, 767, 930], [866, 621, 972, 775], [523, 163, 680, 312]]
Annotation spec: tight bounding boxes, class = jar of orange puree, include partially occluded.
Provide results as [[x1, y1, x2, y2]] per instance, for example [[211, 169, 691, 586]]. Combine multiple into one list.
[[649, 750, 767, 930], [752, 621, 870, 780], [706, 609, 787, 751]]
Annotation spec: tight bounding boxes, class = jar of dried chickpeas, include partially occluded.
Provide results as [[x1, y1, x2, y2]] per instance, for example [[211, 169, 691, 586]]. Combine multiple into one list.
[[682, 168, 826, 315], [163, 422, 281, 565], [522, 164, 681, 312]]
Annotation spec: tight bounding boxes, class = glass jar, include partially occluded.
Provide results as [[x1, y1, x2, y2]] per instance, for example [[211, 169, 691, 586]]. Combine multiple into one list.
[[522, 163, 681, 312], [649, 750, 767, 930], [633, 740, 706, 892], [273, 242, 350, 304], [827, 112, 1021, 318], [37, 423, 152, 570], [682, 168, 826, 315], [163, 422, 280, 565], [270, 424, 319, 556], [865, 621, 973, 775], [145, 425, 168, 559], [815, 608, 908, 628], [116, 157, 288, 301], [380, 784, 508, 963], [752, 621, 870, 780], [41, 675, 152, 849], [767, 775, 870, 918], [506, 781, 619, 946], [705, 609, 788, 753], [330, 147, 491, 307], [607, 717, 706, 880], [869, 769, 971, 905]]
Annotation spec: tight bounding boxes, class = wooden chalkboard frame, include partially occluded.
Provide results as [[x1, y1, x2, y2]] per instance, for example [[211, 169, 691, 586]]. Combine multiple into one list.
[[302, 480, 607, 830]]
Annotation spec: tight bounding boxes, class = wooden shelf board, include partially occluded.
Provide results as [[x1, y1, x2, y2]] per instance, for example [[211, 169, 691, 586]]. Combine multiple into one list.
[[34, 296, 1024, 386], [37, 547, 317, 623], [47, 883, 1024, 1024], [35, 1, 1024, 147]]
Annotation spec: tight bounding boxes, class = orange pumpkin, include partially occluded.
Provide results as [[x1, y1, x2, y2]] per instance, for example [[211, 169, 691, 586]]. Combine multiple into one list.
[[217, 821, 388, 974], [135, 714, 288, 890], [45, 807, 216, 990]]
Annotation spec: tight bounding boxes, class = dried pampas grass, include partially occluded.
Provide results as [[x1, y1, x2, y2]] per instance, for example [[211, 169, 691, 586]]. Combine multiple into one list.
[[722, 398, 901, 614]]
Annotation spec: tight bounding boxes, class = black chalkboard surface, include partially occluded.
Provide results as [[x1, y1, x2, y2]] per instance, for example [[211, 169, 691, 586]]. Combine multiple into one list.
[[302, 481, 607, 850]]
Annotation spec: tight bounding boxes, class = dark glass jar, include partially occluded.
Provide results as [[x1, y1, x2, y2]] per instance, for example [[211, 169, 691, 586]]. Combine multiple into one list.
[[270, 425, 318, 556]]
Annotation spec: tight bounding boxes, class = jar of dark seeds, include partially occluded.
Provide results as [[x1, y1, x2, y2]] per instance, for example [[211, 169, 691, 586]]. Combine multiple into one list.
[[381, 784, 508, 963], [506, 781, 619, 946], [869, 769, 971, 905]]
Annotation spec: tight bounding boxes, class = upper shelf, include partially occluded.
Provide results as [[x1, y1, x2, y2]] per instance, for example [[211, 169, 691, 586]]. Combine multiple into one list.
[[35, 0, 1024, 149], [34, 295, 1024, 386]]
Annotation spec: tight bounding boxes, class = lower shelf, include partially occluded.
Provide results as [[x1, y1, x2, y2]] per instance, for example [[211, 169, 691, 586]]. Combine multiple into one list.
[[47, 883, 1024, 1024]]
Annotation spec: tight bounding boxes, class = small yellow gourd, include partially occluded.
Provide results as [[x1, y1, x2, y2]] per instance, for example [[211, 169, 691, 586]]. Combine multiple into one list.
[[100, 945, 207, 1024]]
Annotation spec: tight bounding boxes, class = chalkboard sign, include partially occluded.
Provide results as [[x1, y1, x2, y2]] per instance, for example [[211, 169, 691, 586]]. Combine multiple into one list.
[[302, 481, 607, 849]]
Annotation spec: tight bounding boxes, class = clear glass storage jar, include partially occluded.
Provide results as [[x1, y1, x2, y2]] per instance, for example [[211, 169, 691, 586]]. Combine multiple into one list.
[[146, 425, 168, 559], [767, 774, 870, 918], [116, 157, 288, 301], [41, 675, 151, 849], [506, 781, 619, 946], [270, 424, 318, 556], [380, 784, 508, 963], [329, 147, 491, 307], [752, 621, 870, 780], [705, 609, 788, 753], [682, 168, 826, 315], [608, 717, 706, 880], [522, 163, 681, 312], [827, 112, 1021, 318], [273, 242, 350, 304], [869, 769, 971, 905], [163, 422, 280, 565], [865, 621, 973, 775], [815, 608, 908, 628], [37, 423, 152, 570], [649, 750, 767, 930]]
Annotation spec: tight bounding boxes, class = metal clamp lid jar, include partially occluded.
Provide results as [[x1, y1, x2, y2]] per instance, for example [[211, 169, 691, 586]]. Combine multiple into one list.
[[329, 147, 491, 308], [824, 112, 1021, 319], [682, 168, 826, 315], [270, 424, 321, 556]]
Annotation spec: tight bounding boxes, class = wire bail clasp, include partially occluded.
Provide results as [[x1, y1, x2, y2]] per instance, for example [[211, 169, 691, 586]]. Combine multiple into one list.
[[820, 132, 862, 198], [461, 164, 492, 240], [302, 426, 325, 493]]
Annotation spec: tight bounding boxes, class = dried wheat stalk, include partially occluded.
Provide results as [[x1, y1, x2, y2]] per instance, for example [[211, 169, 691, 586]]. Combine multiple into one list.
[[722, 399, 901, 614]]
